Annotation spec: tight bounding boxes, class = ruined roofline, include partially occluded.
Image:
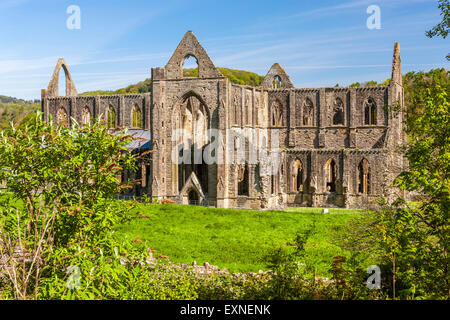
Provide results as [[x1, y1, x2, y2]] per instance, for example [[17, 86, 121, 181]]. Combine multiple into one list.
[[46, 93, 150, 100], [230, 81, 389, 91], [43, 34, 401, 97], [286, 149, 387, 155]]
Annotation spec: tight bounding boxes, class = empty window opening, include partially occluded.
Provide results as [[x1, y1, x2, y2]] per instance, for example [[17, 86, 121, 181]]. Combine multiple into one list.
[[58, 67, 66, 97], [292, 160, 304, 192], [325, 159, 337, 192], [238, 164, 249, 196], [182, 55, 199, 77], [132, 105, 142, 128], [272, 75, 282, 89], [188, 189, 199, 205], [364, 98, 377, 125], [333, 98, 344, 125], [107, 106, 116, 129], [358, 159, 371, 194]]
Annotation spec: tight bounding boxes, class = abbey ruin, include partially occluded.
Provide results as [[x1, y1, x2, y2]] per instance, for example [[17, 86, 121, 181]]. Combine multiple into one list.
[[41, 31, 407, 209]]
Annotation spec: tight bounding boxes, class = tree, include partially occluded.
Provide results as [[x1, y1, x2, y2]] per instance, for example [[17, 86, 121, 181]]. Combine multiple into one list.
[[0, 113, 139, 299], [426, 0, 450, 60], [382, 84, 449, 299]]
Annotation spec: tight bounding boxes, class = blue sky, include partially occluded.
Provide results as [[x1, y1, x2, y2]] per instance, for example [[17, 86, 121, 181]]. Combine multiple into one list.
[[0, 0, 448, 100]]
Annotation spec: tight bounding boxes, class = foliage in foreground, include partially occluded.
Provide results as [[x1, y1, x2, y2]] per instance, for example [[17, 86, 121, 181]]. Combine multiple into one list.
[[335, 84, 449, 300], [0, 114, 144, 299]]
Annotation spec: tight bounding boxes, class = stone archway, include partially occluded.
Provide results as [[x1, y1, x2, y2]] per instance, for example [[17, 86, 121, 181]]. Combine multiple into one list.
[[46, 58, 77, 97], [172, 91, 210, 195], [188, 189, 199, 205]]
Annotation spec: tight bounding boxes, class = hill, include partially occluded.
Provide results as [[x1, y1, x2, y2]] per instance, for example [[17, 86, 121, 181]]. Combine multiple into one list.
[[80, 67, 265, 95], [0, 96, 40, 131]]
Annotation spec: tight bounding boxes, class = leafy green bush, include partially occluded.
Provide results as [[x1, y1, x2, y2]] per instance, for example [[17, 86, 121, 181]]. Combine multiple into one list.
[[0, 114, 137, 299]]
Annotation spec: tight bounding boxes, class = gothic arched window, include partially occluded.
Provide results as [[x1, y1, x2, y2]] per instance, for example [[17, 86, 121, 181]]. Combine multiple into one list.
[[333, 98, 344, 125], [238, 163, 249, 196], [364, 98, 377, 125], [132, 105, 142, 128], [107, 106, 116, 129], [291, 159, 304, 192], [358, 158, 371, 194]]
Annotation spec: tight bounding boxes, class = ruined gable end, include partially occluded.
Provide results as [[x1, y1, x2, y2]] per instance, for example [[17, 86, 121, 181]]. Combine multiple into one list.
[[162, 31, 224, 80], [261, 63, 294, 89], [46, 58, 77, 97]]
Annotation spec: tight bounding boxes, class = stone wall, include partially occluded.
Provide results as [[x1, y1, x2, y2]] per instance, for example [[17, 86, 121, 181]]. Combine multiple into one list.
[[41, 31, 407, 210]]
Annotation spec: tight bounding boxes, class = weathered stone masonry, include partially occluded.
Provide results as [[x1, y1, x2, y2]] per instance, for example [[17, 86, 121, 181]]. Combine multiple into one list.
[[42, 31, 407, 209]]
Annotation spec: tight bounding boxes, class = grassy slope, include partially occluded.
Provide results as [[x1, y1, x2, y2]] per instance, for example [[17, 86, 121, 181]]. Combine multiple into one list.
[[115, 203, 371, 275]]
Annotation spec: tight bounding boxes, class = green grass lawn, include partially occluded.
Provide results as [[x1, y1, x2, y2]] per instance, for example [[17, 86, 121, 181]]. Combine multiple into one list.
[[115, 204, 372, 276]]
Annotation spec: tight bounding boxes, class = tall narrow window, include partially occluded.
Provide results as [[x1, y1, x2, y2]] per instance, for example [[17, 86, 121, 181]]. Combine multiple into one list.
[[271, 174, 275, 195], [238, 163, 249, 196], [271, 101, 282, 126], [333, 98, 344, 125], [364, 98, 377, 125], [303, 99, 314, 126], [358, 159, 371, 194], [107, 106, 116, 129], [325, 158, 337, 192], [81, 107, 91, 125], [292, 160, 303, 192], [132, 105, 142, 128], [56, 107, 69, 127]]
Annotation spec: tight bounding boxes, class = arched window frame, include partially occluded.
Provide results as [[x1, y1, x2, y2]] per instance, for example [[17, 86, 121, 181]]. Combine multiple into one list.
[[358, 158, 371, 194], [303, 98, 314, 126], [132, 104, 142, 128], [291, 159, 304, 192], [364, 97, 377, 125], [181, 54, 199, 78], [332, 97, 345, 125], [107, 106, 116, 129], [237, 163, 250, 196]]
